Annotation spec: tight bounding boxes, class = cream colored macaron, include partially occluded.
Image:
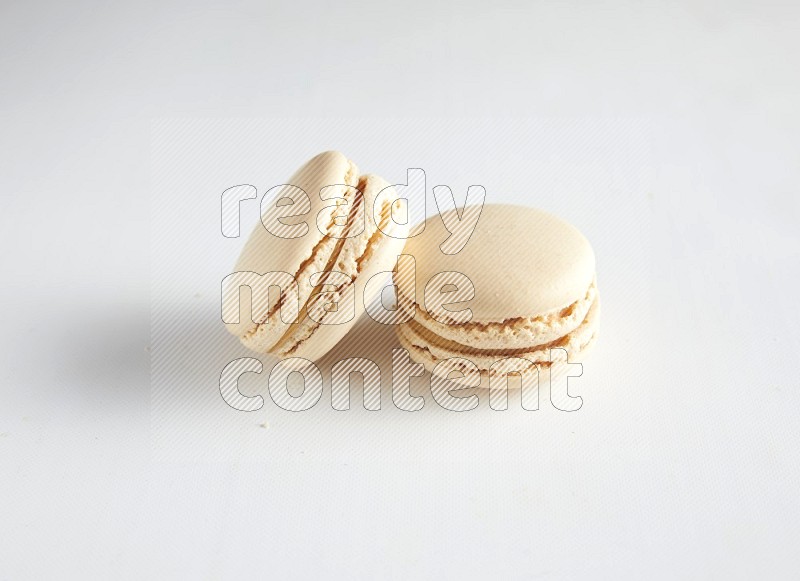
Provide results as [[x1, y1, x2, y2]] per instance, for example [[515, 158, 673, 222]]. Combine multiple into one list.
[[395, 204, 599, 381], [225, 151, 408, 361]]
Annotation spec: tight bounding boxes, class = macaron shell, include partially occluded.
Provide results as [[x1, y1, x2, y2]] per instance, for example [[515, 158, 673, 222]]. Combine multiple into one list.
[[270, 174, 410, 362], [225, 151, 358, 346], [398, 204, 596, 322]]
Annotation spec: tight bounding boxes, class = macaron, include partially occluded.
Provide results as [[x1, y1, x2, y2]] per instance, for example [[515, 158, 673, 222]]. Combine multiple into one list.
[[225, 151, 408, 362], [395, 204, 599, 382]]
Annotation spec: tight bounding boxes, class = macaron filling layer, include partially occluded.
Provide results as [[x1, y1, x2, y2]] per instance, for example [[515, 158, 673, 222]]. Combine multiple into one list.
[[267, 159, 359, 322], [397, 291, 600, 376], [254, 176, 395, 357], [398, 278, 597, 350], [240, 161, 360, 352], [268, 182, 366, 355]]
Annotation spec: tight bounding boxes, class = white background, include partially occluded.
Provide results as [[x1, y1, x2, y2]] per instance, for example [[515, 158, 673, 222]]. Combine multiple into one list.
[[1, 1, 799, 579]]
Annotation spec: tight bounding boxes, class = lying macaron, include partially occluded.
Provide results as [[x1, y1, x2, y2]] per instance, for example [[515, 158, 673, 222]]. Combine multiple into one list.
[[395, 204, 599, 382], [225, 151, 408, 362]]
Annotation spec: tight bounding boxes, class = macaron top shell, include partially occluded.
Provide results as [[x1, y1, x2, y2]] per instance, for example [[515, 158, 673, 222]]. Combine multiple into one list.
[[398, 204, 596, 323]]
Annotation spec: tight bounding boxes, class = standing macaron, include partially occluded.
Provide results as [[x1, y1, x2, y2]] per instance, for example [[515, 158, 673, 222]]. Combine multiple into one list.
[[395, 204, 599, 382], [225, 151, 408, 362]]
